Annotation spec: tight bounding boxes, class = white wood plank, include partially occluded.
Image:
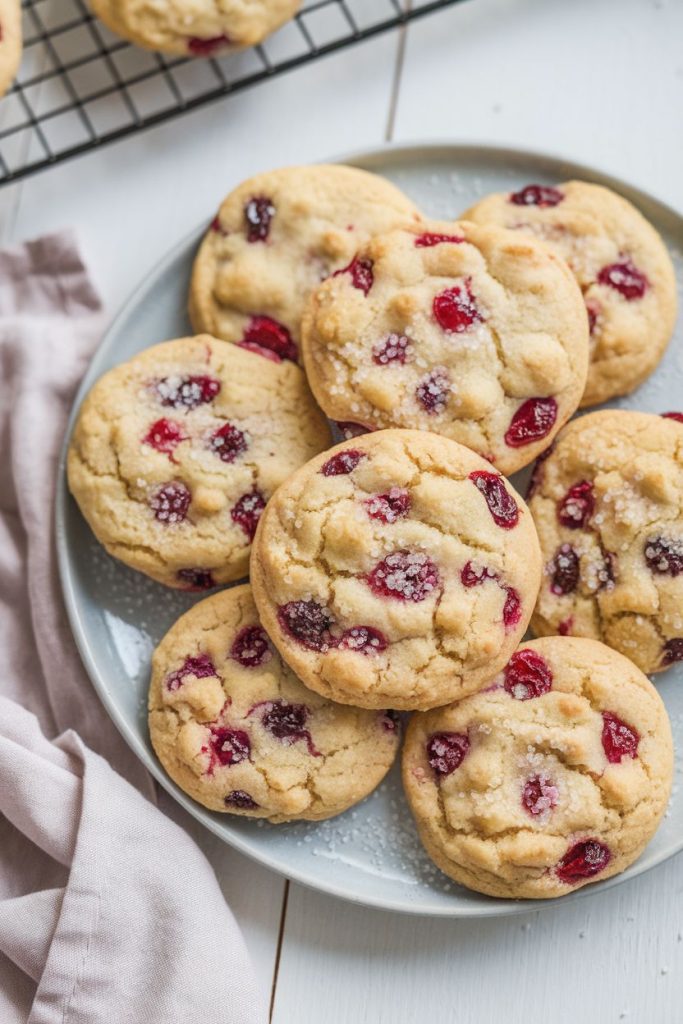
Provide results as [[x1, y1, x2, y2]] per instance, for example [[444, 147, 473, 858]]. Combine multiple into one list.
[[273, 857, 683, 1024], [395, 0, 683, 210]]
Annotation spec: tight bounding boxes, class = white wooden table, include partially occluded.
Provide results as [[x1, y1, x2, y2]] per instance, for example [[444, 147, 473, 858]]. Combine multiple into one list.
[[2, 1, 682, 1019]]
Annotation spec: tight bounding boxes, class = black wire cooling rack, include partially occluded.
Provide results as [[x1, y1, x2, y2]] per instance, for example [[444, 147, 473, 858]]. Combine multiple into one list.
[[0, 0, 462, 185]]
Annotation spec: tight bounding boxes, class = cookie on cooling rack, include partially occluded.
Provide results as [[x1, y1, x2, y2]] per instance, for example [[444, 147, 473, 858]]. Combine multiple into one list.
[[251, 429, 542, 711], [67, 335, 331, 589], [149, 584, 400, 821], [301, 218, 589, 474], [90, 0, 301, 56], [463, 180, 677, 407], [528, 409, 683, 675], [402, 636, 673, 899], [189, 164, 421, 361], [0, 0, 21, 97]]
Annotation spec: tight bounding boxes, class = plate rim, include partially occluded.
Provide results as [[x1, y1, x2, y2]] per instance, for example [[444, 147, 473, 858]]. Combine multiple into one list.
[[56, 139, 683, 917]]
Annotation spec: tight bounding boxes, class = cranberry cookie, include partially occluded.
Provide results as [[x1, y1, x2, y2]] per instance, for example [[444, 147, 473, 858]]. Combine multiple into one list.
[[301, 218, 588, 475], [251, 429, 541, 711], [403, 636, 673, 899], [463, 181, 677, 407], [67, 336, 331, 589], [149, 585, 400, 821], [0, 0, 21, 97], [529, 410, 683, 675], [90, 0, 300, 56], [189, 165, 421, 361]]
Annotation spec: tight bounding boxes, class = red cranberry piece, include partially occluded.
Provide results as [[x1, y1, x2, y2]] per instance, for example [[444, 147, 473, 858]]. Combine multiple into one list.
[[522, 774, 559, 817], [557, 481, 595, 529], [321, 449, 365, 477], [509, 184, 564, 207], [231, 625, 272, 668], [209, 422, 248, 463], [372, 333, 411, 366], [558, 616, 573, 636], [526, 444, 554, 499], [367, 551, 440, 602], [259, 700, 319, 755], [278, 600, 335, 651], [504, 649, 553, 700], [333, 256, 374, 296], [150, 482, 191, 524], [210, 215, 226, 234], [549, 544, 580, 595], [469, 471, 519, 529], [244, 195, 275, 242], [381, 709, 400, 733], [365, 487, 411, 524], [187, 34, 231, 56], [662, 639, 683, 666], [338, 626, 388, 655], [415, 367, 451, 414], [461, 561, 496, 587], [556, 840, 611, 884], [154, 375, 221, 410], [176, 568, 215, 590], [601, 712, 639, 764], [426, 732, 470, 777], [143, 418, 187, 460], [225, 791, 258, 810], [433, 279, 483, 333], [502, 586, 522, 628], [335, 421, 371, 439], [644, 537, 683, 576], [586, 301, 600, 335], [231, 490, 266, 540], [414, 232, 465, 248], [505, 397, 557, 448], [597, 260, 648, 300], [210, 727, 250, 767], [597, 550, 616, 590], [239, 315, 297, 363], [166, 653, 217, 692], [662, 412, 683, 423]]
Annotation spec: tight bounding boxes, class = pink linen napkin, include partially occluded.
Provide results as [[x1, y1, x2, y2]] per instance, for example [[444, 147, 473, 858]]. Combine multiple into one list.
[[0, 231, 265, 1023]]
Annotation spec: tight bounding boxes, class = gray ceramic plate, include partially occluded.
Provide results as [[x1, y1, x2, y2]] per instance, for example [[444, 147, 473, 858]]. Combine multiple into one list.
[[56, 143, 683, 916]]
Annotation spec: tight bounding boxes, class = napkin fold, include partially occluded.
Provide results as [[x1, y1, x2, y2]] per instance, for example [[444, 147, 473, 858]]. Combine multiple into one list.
[[0, 231, 264, 1023]]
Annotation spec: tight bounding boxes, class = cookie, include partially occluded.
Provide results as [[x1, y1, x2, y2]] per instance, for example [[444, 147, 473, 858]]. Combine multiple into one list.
[[149, 584, 400, 821], [463, 181, 677, 407], [189, 165, 421, 362], [251, 429, 542, 711], [403, 636, 673, 899], [67, 335, 331, 589], [528, 410, 683, 675], [301, 218, 589, 475], [90, 0, 300, 56], [0, 0, 21, 97]]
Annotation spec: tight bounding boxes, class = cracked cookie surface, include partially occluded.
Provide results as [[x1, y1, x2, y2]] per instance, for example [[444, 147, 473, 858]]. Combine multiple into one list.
[[90, 0, 300, 56], [301, 218, 588, 475], [402, 636, 673, 899], [0, 0, 21, 98], [529, 410, 683, 675], [67, 335, 331, 589], [189, 164, 421, 359], [251, 429, 542, 710], [149, 584, 400, 821], [463, 180, 677, 407]]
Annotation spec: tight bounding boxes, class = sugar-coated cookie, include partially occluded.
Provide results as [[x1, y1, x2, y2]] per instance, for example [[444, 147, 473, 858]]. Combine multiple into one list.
[[149, 585, 400, 821], [301, 218, 588, 475], [403, 636, 673, 899], [189, 165, 421, 361], [0, 0, 21, 97], [251, 429, 541, 711], [463, 181, 677, 407], [67, 336, 331, 589], [528, 410, 683, 675], [90, 0, 300, 56]]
